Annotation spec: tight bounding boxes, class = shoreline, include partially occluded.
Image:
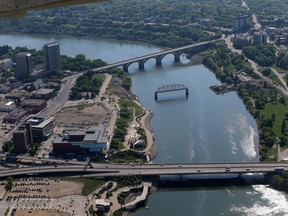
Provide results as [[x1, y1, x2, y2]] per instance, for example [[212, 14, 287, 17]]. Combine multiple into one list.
[[133, 100, 157, 163]]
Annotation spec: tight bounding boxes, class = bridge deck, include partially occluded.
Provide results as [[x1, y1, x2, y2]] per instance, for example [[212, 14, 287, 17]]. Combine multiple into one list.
[[0, 161, 287, 178], [91, 39, 222, 72]]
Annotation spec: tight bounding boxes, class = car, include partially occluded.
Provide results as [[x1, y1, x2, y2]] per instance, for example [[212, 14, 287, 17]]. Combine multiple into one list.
[[54, 165, 58, 167], [197, 169, 201, 172], [246, 168, 250, 171], [179, 165, 182, 168], [225, 167, 230, 172]]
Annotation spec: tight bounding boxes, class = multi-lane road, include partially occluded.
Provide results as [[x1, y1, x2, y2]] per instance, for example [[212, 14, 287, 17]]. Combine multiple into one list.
[[0, 154, 288, 178]]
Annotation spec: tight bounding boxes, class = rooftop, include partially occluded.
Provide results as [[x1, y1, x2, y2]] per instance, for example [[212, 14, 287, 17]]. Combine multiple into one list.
[[22, 99, 47, 106], [32, 88, 54, 95], [31, 117, 54, 129]]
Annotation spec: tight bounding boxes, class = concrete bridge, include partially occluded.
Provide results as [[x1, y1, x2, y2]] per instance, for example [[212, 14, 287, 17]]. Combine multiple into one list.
[[91, 39, 221, 73], [155, 84, 189, 101], [0, 162, 287, 178]]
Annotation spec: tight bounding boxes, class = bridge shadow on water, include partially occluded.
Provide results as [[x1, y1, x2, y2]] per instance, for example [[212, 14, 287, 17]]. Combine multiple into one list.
[[156, 173, 268, 189], [155, 95, 188, 103]]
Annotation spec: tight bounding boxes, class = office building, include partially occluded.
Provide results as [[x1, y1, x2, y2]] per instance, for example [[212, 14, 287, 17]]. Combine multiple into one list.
[[43, 41, 61, 71], [26, 117, 54, 142], [13, 123, 33, 153], [15, 52, 33, 78], [233, 15, 251, 32]]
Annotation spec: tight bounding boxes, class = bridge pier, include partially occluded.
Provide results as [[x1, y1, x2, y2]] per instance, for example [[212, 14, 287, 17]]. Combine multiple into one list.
[[123, 64, 129, 72], [154, 92, 158, 101], [138, 61, 145, 70], [156, 57, 162, 66], [185, 88, 189, 98], [174, 51, 181, 63]]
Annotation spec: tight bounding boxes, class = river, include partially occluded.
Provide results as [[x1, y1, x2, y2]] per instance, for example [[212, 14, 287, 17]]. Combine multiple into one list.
[[1, 33, 288, 216]]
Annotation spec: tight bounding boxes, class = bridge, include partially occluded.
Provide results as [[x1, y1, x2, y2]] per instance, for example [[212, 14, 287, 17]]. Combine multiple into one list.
[[0, 162, 287, 178], [155, 84, 189, 101], [90, 39, 221, 73]]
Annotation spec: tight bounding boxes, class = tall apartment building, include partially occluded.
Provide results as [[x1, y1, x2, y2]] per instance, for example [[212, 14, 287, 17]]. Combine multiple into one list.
[[15, 52, 33, 79], [43, 41, 61, 71], [233, 15, 251, 32], [253, 31, 268, 44]]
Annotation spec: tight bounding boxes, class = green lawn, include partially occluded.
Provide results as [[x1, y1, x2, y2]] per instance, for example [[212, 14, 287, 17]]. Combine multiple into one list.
[[268, 73, 286, 88], [92, 73, 105, 82], [119, 99, 144, 117], [262, 102, 288, 137], [80, 178, 105, 196], [54, 177, 105, 196]]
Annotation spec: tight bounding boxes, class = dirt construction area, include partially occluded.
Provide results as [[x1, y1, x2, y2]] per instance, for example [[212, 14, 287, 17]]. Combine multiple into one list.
[[53, 103, 108, 127], [15, 209, 70, 216], [7, 178, 83, 199]]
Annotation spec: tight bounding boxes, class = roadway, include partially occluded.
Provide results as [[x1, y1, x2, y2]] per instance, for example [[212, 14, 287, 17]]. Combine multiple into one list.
[[0, 161, 288, 178], [91, 39, 222, 72]]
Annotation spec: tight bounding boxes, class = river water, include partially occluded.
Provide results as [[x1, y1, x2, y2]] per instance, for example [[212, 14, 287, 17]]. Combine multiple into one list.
[[1, 33, 288, 216]]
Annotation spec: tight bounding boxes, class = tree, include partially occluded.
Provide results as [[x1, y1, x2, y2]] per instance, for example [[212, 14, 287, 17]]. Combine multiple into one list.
[[262, 68, 271, 76], [6, 176, 13, 190], [281, 120, 286, 134], [2, 141, 14, 153]]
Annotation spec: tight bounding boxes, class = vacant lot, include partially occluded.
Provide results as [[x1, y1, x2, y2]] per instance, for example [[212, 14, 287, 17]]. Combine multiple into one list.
[[53, 103, 108, 127], [7, 179, 83, 199]]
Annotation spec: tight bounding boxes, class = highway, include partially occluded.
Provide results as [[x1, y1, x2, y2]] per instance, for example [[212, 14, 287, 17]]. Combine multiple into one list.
[[0, 161, 288, 178]]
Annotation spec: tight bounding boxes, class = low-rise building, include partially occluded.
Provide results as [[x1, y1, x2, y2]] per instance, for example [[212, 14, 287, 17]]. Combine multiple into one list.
[[0, 101, 16, 112], [3, 108, 28, 124], [5, 91, 25, 101], [27, 88, 54, 100], [0, 85, 12, 94], [53, 127, 108, 155], [95, 199, 111, 214], [0, 58, 13, 70], [21, 99, 47, 114]]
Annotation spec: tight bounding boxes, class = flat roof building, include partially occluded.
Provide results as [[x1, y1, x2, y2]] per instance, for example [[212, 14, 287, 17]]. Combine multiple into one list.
[[253, 31, 268, 44], [0, 58, 13, 70], [53, 127, 108, 155], [234, 33, 249, 49], [21, 99, 47, 114], [15, 52, 33, 79], [233, 14, 251, 32], [26, 117, 54, 142], [27, 88, 54, 100], [13, 123, 33, 153], [43, 41, 61, 71], [3, 108, 29, 124], [0, 101, 16, 112]]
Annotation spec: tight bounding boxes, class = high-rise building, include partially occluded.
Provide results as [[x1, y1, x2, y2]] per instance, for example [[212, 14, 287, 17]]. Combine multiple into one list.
[[13, 123, 33, 153], [233, 15, 251, 32], [15, 52, 33, 79], [253, 31, 268, 44], [43, 41, 61, 71]]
